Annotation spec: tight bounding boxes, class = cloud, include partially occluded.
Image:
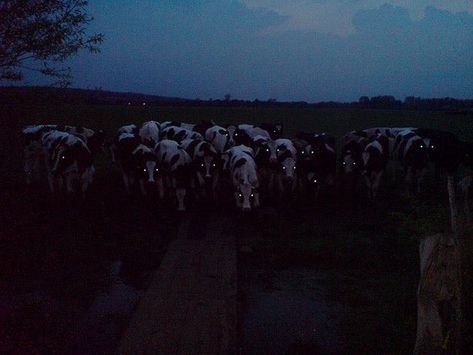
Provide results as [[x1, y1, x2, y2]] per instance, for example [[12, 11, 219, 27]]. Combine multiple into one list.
[[242, 0, 473, 35]]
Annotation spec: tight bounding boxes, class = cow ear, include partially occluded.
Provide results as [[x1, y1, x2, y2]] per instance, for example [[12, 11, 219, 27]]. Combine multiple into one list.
[[170, 153, 180, 167], [234, 157, 246, 169]]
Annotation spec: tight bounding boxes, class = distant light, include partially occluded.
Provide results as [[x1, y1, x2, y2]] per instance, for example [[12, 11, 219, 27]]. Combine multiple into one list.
[[142, 102, 146, 106], [127, 102, 131, 105]]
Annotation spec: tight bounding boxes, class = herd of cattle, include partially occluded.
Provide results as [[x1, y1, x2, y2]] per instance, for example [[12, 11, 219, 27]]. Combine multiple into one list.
[[22, 121, 473, 211]]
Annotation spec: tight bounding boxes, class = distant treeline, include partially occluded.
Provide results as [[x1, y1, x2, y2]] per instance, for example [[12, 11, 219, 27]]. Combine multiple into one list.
[[1, 86, 472, 112]]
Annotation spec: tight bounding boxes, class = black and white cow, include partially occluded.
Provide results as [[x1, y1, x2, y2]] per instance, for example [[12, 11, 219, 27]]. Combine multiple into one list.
[[361, 134, 389, 200], [23, 124, 104, 184], [413, 128, 461, 175], [41, 130, 95, 193], [160, 126, 203, 144], [154, 139, 193, 211], [205, 125, 234, 154], [225, 145, 260, 211], [259, 123, 283, 140], [114, 133, 159, 195], [393, 129, 429, 193], [269, 138, 298, 193], [340, 131, 367, 198], [294, 133, 336, 197], [229, 124, 271, 146], [138, 121, 161, 148], [180, 138, 220, 198]]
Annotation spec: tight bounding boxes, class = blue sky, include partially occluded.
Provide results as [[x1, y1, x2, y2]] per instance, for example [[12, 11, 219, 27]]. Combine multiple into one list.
[[25, 1, 473, 101]]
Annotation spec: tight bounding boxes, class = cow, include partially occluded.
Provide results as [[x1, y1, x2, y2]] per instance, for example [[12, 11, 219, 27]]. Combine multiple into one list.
[[23, 124, 104, 184], [413, 128, 461, 176], [259, 123, 283, 140], [114, 133, 159, 195], [160, 126, 203, 143], [230, 124, 271, 146], [294, 133, 336, 198], [154, 139, 193, 211], [340, 132, 367, 199], [361, 134, 389, 200], [41, 130, 95, 194], [180, 138, 220, 198], [205, 125, 234, 154], [393, 130, 429, 193], [138, 121, 161, 148], [269, 138, 298, 193], [224, 145, 260, 211]]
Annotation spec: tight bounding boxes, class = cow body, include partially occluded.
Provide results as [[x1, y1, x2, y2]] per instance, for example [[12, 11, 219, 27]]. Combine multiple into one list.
[[205, 125, 233, 154], [23, 124, 103, 184], [362, 134, 389, 200], [225, 145, 259, 211], [155, 139, 192, 211], [181, 138, 220, 198], [114, 133, 159, 195], [161, 126, 203, 143], [42, 130, 95, 193]]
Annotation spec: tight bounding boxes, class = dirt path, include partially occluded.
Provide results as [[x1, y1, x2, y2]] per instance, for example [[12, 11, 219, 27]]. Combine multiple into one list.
[[118, 211, 237, 354]]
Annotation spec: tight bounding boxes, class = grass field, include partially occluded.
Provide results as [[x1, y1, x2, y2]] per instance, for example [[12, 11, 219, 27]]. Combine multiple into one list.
[[1, 102, 471, 353]]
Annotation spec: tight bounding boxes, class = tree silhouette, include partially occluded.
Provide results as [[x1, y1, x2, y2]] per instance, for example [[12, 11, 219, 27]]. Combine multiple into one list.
[[0, 0, 103, 86]]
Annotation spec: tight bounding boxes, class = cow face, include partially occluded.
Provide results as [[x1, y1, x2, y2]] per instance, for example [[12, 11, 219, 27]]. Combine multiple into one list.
[[280, 157, 297, 180], [260, 123, 283, 140], [232, 128, 251, 146], [88, 129, 106, 155], [342, 152, 359, 175], [139, 159, 159, 183], [51, 144, 79, 176], [235, 183, 257, 211], [196, 155, 219, 179], [253, 140, 271, 166]]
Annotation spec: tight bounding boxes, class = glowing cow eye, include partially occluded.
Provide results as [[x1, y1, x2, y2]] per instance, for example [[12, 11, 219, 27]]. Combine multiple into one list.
[[282, 166, 286, 170], [234, 133, 238, 136], [313, 179, 317, 183], [238, 193, 242, 198], [213, 163, 216, 167], [311, 151, 315, 154], [201, 163, 204, 167], [293, 166, 296, 170], [353, 162, 356, 165], [342, 162, 346, 165], [266, 148, 269, 152], [301, 151, 304, 154], [420, 145, 424, 148], [250, 193, 254, 197], [276, 148, 280, 152], [431, 145, 434, 149], [143, 168, 146, 172], [61, 155, 65, 159], [155, 168, 159, 171]]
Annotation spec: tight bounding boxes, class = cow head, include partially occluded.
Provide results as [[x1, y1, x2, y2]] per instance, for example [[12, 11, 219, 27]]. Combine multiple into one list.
[[280, 157, 297, 181], [342, 150, 360, 175], [232, 127, 251, 146], [88, 129, 106, 155], [235, 184, 258, 211], [260, 123, 283, 140]]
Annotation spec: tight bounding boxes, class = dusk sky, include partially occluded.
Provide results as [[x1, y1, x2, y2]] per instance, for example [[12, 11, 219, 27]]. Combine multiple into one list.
[[27, 1, 473, 102]]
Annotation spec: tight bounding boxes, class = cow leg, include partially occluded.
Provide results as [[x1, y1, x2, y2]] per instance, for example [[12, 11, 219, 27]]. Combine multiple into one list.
[[66, 174, 74, 193], [277, 175, 284, 194], [417, 167, 427, 194], [372, 171, 383, 200], [176, 188, 186, 211], [122, 173, 131, 194], [459, 175, 472, 223], [157, 177, 164, 199], [253, 191, 260, 208], [234, 192, 242, 209], [364, 174, 372, 200], [140, 180, 147, 196]]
